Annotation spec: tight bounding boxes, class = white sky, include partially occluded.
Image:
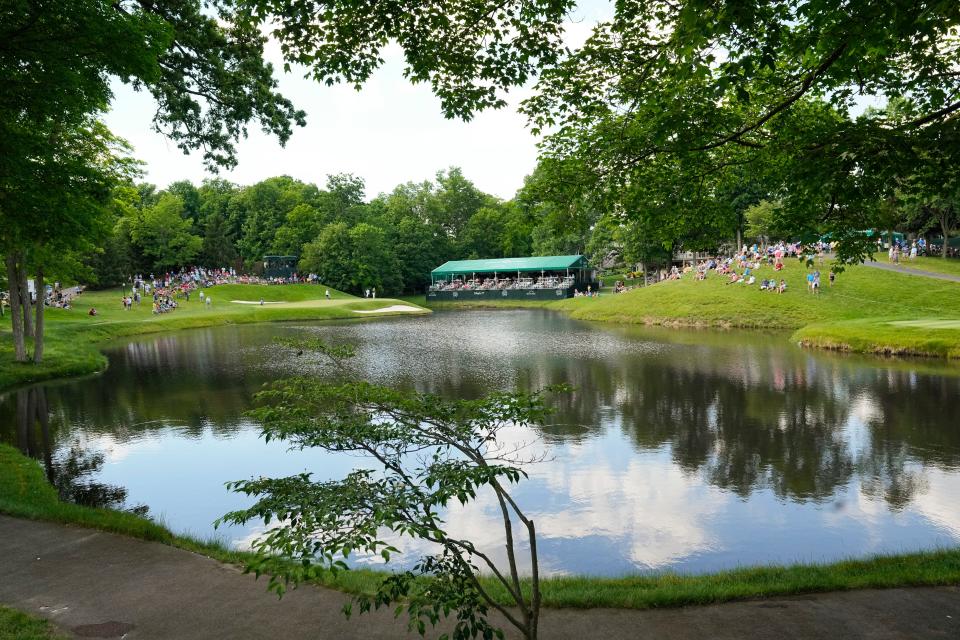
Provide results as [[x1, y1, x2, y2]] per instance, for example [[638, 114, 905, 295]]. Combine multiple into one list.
[[103, 1, 612, 201]]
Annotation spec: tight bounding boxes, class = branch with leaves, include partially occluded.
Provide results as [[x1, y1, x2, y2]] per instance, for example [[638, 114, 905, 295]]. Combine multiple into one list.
[[218, 339, 566, 640]]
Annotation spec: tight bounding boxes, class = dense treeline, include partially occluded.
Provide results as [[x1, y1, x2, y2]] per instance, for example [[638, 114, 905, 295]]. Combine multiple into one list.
[[85, 149, 960, 298], [87, 167, 610, 295]]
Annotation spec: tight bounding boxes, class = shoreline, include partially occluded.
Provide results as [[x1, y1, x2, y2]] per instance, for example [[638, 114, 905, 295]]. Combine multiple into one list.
[[6, 257, 958, 396], [1, 443, 958, 611], [411, 297, 960, 360], [0, 286, 429, 394], [413, 259, 960, 361]]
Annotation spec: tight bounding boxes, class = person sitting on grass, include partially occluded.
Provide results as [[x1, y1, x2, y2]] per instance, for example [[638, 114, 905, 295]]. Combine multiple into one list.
[[777, 279, 787, 294], [88, 307, 97, 316]]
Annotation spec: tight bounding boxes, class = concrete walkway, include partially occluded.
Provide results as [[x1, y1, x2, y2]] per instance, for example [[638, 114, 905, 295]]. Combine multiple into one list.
[[863, 260, 960, 282], [1, 516, 958, 639]]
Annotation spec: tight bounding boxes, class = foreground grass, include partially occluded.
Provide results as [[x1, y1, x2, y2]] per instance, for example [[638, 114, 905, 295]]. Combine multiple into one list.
[[552, 260, 960, 358], [0, 284, 428, 392], [0, 607, 64, 640], [3, 443, 958, 611]]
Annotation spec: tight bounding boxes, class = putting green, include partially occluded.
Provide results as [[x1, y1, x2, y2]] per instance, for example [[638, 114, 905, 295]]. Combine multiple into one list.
[[229, 299, 351, 308], [888, 319, 960, 330]]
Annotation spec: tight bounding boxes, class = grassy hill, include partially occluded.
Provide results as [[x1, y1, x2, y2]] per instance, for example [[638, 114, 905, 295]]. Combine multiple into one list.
[[0, 283, 428, 391], [552, 260, 960, 358]]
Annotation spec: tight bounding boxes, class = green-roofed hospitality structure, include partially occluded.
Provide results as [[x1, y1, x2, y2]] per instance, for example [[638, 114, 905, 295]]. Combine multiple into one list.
[[428, 255, 597, 301]]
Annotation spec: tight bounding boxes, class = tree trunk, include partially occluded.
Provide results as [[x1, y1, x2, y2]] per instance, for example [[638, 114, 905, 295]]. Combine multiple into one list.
[[33, 266, 45, 363], [5, 253, 27, 362], [942, 215, 950, 260], [19, 260, 33, 339]]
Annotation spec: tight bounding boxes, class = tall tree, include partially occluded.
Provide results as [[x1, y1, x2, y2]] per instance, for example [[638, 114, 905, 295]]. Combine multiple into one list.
[[167, 181, 202, 228], [434, 168, 491, 238], [232, 177, 320, 262], [201, 213, 238, 268], [131, 194, 202, 271], [300, 222, 353, 291], [1, 119, 131, 362]]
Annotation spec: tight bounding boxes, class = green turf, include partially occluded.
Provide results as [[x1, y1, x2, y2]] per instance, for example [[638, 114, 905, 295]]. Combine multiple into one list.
[[0, 607, 65, 640], [550, 260, 960, 358], [904, 256, 960, 278], [0, 284, 429, 392], [2, 443, 958, 611]]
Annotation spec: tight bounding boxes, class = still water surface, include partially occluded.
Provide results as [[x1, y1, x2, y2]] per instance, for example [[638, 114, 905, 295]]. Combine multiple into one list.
[[3, 310, 960, 576]]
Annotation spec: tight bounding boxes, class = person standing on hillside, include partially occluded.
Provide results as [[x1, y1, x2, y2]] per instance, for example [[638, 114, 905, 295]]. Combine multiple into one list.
[[325, 289, 331, 300]]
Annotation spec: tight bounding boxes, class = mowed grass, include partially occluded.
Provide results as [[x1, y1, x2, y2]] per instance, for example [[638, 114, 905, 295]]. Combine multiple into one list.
[[906, 256, 960, 278], [0, 283, 428, 392], [794, 318, 960, 358], [551, 260, 960, 358], [2, 443, 959, 611], [0, 607, 65, 640]]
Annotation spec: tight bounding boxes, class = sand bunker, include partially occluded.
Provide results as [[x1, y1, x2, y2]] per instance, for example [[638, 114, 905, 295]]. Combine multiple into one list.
[[230, 300, 286, 304], [353, 305, 422, 314]]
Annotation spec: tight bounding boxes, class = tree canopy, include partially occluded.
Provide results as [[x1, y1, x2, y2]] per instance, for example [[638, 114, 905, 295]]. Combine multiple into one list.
[[523, 0, 960, 262]]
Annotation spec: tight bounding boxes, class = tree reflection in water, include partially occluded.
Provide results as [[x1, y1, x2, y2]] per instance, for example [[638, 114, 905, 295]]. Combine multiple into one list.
[[2, 313, 960, 560], [7, 386, 148, 515]]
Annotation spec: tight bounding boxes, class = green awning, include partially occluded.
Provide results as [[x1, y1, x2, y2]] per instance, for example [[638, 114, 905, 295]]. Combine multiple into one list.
[[431, 255, 589, 277]]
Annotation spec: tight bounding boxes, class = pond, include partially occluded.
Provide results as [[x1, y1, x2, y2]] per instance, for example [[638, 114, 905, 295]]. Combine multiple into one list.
[[2, 309, 960, 577]]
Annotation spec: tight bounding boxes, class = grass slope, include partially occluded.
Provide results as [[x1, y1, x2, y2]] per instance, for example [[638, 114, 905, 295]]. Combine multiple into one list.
[[0, 284, 428, 392], [551, 260, 960, 358], [906, 256, 960, 278], [2, 443, 958, 612]]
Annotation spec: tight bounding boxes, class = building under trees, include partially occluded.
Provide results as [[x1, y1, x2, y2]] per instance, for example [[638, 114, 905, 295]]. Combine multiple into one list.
[[427, 255, 597, 301]]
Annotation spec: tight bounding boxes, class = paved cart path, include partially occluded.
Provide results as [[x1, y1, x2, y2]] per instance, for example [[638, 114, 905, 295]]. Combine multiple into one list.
[[1, 516, 958, 639], [863, 260, 960, 282]]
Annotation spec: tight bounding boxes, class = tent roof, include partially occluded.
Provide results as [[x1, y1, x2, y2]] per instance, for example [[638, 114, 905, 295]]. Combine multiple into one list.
[[431, 255, 589, 277]]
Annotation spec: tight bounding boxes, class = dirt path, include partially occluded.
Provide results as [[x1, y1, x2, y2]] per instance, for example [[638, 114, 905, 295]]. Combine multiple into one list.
[[863, 260, 960, 282], [1, 516, 958, 639]]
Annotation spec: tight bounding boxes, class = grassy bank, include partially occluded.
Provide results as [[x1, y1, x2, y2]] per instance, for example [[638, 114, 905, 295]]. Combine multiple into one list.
[[3, 443, 958, 611], [0, 284, 428, 392], [552, 260, 960, 358], [794, 318, 960, 358], [906, 256, 960, 278], [403, 295, 556, 310]]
